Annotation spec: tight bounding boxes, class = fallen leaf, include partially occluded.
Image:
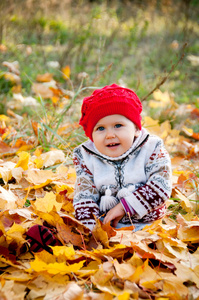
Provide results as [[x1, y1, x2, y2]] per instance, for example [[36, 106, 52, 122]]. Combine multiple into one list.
[[56, 222, 85, 248], [36, 73, 53, 82], [29, 254, 85, 275], [92, 218, 109, 248], [2, 61, 20, 75], [32, 192, 63, 213], [15, 151, 30, 171], [174, 188, 193, 213], [6, 222, 26, 245], [32, 82, 54, 99], [0, 161, 16, 183], [62, 65, 71, 80]]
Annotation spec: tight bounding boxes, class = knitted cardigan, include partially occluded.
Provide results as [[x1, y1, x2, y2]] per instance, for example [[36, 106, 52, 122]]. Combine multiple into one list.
[[73, 128, 172, 230]]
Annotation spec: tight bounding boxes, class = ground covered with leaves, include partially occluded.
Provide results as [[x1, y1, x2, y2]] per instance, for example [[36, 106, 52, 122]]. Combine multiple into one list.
[[0, 1, 199, 298], [0, 58, 199, 300]]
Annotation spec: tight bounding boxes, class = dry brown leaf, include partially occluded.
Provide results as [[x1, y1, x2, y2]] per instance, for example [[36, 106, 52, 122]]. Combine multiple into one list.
[[32, 82, 54, 99], [56, 222, 85, 248], [36, 73, 53, 83]]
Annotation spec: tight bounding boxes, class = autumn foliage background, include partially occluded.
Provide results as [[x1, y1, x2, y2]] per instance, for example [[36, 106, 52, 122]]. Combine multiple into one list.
[[0, 0, 199, 299]]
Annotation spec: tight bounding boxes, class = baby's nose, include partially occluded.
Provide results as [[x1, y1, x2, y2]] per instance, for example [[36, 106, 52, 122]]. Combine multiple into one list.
[[106, 129, 116, 139]]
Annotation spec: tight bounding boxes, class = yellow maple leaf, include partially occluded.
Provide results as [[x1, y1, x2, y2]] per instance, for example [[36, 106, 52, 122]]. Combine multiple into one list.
[[35, 211, 64, 227], [33, 191, 63, 213], [51, 245, 75, 259], [29, 256, 85, 275], [62, 65, 71, 80], [15, 151, 30, 170], [6, 223, 26, 244]]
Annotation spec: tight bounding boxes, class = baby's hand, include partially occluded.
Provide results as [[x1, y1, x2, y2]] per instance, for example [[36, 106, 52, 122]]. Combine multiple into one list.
[[103, 203, 125, 228]]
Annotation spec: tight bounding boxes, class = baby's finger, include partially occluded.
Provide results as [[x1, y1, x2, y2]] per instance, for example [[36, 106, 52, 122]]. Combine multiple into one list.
[[103, 213, 112, 224]]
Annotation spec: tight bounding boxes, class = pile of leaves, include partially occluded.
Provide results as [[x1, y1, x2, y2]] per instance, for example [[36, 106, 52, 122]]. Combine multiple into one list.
[[0, 59, 199, 299]]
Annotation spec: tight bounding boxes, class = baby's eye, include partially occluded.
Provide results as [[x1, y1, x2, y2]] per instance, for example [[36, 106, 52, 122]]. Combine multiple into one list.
[[96, 126, 105, 131], [115, 124, 122, 128]]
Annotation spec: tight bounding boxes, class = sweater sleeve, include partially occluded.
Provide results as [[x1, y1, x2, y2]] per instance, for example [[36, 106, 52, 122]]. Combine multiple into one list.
[[73, 147, 100, 231], [119, 140, 172, 218]]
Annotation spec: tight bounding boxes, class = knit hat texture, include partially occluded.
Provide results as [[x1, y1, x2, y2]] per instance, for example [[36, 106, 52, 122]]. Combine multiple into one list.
[[79, 84, 142, 140]]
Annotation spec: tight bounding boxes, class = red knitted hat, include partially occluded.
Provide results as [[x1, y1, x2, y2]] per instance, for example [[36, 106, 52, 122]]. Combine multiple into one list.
[[79, 84, 142, 141]]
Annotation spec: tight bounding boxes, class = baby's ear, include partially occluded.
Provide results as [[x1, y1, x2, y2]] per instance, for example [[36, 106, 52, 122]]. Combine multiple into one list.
[[135, 127, 140, 137]]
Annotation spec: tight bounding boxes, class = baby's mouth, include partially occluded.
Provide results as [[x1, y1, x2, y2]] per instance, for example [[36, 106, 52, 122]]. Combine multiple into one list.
[[106, 143, 120, 148]]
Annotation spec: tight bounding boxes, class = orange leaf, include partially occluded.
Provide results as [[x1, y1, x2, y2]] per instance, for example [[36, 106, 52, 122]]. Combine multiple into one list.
[[62, 65, 71, 80], [50, 87, 64, 97], [191, 107, 199, 118], [31, 121, 38, 137], [51, 95, 59, 105], [56, 222, 85, 248], [101, 222, 116, 238], [36, 73, 53, 82], [115, 225, 135, 231], [192, 132, 199, 140], [11, 84, 22, 93], [14, 138, 27, 148], [0, 44, 7, 52], [0, 141, 16, 155], [182, 126, 199, 140]]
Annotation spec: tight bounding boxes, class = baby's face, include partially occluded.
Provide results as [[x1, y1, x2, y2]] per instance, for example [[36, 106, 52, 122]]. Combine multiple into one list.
[[92, 114, 140, 157]]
